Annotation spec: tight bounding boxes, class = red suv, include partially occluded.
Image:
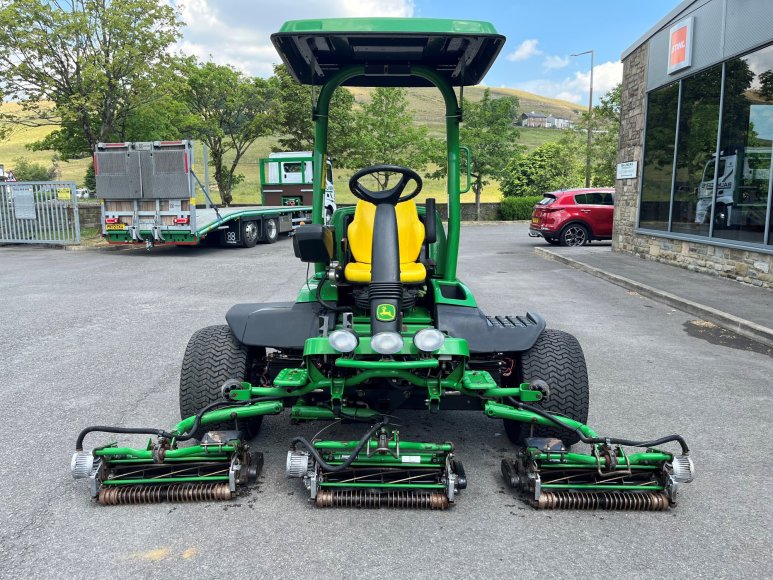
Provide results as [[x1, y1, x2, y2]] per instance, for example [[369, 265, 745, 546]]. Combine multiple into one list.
[[529, 188, 615, 246]]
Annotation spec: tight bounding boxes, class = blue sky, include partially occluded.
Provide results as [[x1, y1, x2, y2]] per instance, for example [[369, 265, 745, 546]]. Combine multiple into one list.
[[176, 0, 681, 105]]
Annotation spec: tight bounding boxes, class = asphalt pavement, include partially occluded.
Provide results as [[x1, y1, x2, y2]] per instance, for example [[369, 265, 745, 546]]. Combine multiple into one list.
[[0, 223, 771, 579]]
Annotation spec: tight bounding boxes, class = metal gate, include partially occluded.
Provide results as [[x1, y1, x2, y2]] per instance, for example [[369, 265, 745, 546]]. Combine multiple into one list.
[[0, 181, 80, 245]]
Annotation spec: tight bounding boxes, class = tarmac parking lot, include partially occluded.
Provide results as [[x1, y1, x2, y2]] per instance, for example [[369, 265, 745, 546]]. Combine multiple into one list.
[[0, 223, 771, 579]]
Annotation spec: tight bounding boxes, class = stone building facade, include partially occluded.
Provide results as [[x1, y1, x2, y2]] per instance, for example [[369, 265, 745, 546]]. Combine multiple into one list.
[[613, 0, 773, 289]]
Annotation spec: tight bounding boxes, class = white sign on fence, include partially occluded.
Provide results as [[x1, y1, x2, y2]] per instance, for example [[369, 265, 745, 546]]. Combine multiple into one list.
[[13, 185, 37, 219], [616, 161, 638, 180]]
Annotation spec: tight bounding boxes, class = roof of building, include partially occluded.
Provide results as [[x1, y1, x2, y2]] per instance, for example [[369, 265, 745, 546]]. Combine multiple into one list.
[[522, 111, 548, 118]]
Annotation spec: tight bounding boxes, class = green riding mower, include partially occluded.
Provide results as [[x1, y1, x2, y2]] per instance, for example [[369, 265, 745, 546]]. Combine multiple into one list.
[[72, 18, 694, 510]]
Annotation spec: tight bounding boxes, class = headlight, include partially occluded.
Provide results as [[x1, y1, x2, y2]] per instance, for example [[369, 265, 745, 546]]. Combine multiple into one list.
[[328, 329, 359, 353], [413, 328, 445, 352], [370, 331, 403, 355]]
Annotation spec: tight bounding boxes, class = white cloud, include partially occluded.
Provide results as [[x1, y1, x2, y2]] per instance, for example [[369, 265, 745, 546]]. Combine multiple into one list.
[[506, 39, 542, 62], [172, 0, 415, 76], [543, 55, 570, 71], [516, 60, 623, 105]]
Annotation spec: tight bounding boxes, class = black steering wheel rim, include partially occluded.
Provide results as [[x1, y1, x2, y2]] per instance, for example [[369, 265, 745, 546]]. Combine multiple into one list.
[[348, 164, 423, 205]]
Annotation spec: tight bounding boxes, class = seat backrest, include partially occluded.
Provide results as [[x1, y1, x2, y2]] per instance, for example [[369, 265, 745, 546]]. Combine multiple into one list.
[[348, 199, 425, 265]]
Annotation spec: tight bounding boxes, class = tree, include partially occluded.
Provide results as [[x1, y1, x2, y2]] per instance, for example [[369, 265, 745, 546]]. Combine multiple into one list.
[[426, 90, 520, 219], [344, 88, 439, 190], [0, 0, 182, 159], [271, 64, 355, 159], [176, 61, 277, 206], [460, 90, 520, 219], [501, 141, 582, 197], [560, 84, 621, 186]]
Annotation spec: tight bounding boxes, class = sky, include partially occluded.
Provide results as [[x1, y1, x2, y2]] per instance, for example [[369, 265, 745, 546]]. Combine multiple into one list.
[[172, 0, 681, 106]]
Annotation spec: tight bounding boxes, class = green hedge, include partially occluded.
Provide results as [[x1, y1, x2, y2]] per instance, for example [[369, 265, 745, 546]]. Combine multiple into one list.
[[498, 196, 542, 220]]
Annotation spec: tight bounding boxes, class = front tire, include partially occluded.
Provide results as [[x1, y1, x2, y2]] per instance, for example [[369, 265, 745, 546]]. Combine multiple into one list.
[[503, 329, 590, 446], [241, 220, 259, 248], [179, 325, 264, 439], [713, 203, 728, 229], [559, 223, 589, 246]]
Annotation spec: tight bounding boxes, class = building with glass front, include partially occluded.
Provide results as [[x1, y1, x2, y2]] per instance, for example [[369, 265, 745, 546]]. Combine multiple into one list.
[[615, 0, 773, 288]]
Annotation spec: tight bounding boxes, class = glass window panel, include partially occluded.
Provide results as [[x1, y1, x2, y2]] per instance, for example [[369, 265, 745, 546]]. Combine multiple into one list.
[[639, 83, 679, 231], [574, 193, 589, 204], [712, 44, 773, 245], [672, 65, 722, 236]]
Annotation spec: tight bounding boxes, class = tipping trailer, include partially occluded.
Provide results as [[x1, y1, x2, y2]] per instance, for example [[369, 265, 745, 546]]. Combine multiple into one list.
[[95, 141, 315, 248]]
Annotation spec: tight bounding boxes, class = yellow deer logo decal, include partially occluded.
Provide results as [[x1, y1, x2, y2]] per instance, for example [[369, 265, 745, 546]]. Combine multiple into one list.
[[376, 304, 396, 321]]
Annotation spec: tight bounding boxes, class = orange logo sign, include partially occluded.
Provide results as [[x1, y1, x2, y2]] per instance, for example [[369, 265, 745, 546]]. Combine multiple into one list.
[[670, 26, 687, 66]]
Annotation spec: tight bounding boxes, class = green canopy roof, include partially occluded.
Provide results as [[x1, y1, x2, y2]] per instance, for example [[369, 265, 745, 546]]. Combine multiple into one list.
[[271, 18, 505, 87]]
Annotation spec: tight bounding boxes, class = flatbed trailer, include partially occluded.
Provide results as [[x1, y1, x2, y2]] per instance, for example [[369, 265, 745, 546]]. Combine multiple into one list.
[[96, 141, 313, 248]]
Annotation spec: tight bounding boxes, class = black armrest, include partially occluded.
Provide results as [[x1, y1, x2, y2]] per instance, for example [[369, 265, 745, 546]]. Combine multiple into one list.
[[424, 198, 437, 243]]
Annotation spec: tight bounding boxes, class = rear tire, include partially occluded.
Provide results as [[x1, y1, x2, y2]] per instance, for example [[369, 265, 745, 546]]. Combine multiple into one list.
[[559, 223, 589, 246], [261, 218, 279, 244], [179, 325, 264, 439], [503, 329, 589, 446]]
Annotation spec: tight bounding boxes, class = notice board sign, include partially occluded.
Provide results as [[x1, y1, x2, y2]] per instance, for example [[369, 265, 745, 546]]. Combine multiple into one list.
[[616, 161, 638, 180], [13, 185, 36, 219]]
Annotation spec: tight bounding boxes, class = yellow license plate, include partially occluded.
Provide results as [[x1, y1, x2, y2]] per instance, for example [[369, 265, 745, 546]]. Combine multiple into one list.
[[531, 217, 539, 224], [106, 223, 126, 231]]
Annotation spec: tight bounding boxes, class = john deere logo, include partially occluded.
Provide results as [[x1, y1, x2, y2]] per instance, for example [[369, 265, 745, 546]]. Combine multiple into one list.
[[376, 304, 396, 321]]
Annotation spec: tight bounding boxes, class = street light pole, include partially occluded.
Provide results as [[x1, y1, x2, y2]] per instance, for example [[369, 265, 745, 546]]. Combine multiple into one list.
[[571, 50, 594, 188]]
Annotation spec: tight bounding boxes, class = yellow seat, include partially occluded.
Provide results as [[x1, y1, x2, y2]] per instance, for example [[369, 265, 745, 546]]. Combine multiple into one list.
[[344, 199, 426, 284]]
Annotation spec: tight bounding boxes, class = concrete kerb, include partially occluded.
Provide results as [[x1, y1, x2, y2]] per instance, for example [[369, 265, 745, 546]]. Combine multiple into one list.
[[535, 246, 773, 349]]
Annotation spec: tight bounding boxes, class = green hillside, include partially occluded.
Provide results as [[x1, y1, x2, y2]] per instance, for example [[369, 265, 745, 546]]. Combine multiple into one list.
[[1, 86, 578, 203]]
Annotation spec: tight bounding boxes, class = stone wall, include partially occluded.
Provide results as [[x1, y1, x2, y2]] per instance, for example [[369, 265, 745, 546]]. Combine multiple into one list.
[[613, 43, 647, 252], [614, 43, 773, 289], [77, 203, 101, 228]]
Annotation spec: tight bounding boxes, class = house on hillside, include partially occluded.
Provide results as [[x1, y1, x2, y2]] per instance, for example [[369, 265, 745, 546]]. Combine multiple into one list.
[[546, 115, 573, 129], [519, 111, 548, 127]]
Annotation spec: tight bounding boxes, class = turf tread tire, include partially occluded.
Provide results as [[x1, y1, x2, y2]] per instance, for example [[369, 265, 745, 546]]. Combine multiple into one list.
[[504, 329, 589, 446], [179, 325, 263, 438]]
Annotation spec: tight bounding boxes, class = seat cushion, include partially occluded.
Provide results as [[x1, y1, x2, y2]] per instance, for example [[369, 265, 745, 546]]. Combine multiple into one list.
[[345, 261, 427, 284], [344, 199, 427, 284]]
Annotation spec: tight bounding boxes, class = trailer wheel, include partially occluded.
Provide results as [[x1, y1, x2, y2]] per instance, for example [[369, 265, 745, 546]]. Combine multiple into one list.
[[179, 325, 265, 439], [503, 329, 589, 447], [241, 220, 259, 248], [261, 218, 279, 244]]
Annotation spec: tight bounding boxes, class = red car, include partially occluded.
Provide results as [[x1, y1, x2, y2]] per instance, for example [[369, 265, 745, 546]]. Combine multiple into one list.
[[529, 188, 615, 246]]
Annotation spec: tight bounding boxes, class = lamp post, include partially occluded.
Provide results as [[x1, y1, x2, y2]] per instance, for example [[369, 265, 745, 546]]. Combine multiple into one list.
[[571, 49, 594, 188]]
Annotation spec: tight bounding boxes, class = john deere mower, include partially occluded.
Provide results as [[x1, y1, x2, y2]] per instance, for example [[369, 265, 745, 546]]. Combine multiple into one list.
[[72, 18, 694, 510]]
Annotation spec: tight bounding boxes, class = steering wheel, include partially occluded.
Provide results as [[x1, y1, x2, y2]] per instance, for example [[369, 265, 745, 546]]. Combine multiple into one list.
[[349, 164, 423, 205]]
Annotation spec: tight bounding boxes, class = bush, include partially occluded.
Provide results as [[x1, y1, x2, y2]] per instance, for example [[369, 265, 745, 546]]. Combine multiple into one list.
[[499, 196, 542, 220], [12, 157, 50, 181]]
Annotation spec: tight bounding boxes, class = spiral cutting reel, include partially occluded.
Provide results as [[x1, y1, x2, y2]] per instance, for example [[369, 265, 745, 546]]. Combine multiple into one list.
[[286, 421, 466, 509]]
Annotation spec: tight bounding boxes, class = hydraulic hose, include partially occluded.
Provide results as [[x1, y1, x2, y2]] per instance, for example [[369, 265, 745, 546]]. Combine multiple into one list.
[[508, 398, 690, 455], [76, 397, 283, 451], [316, 277, 349, 312], [291, 417, 389, 473]]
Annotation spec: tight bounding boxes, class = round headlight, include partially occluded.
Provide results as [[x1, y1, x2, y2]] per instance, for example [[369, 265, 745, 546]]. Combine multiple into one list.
[[328, 329, 359, 353], [371, 331, 403, 355], [413, 328, 445, 352]]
